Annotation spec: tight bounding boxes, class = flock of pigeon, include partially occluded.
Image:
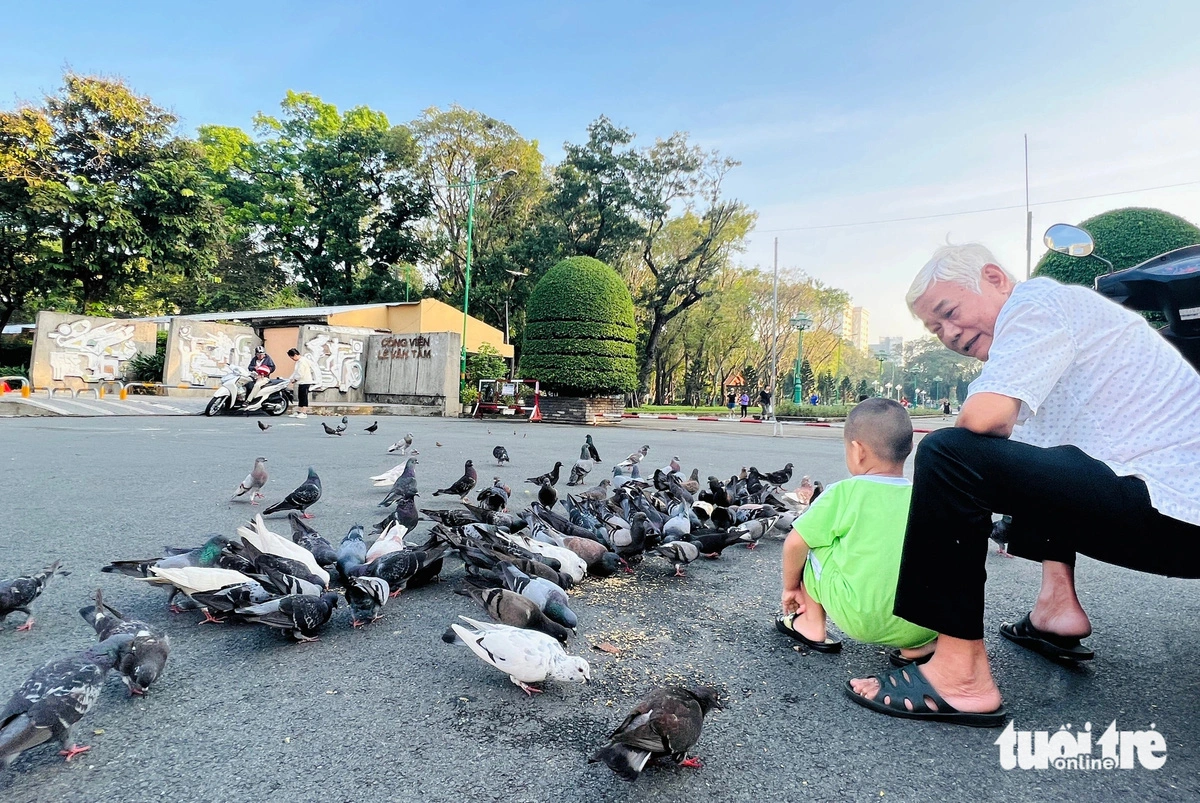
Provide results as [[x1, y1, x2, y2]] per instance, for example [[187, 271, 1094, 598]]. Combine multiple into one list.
[[0, 421, 822, 782]]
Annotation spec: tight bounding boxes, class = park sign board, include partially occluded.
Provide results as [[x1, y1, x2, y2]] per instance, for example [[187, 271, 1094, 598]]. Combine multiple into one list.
[[376, 334, 434, 361]]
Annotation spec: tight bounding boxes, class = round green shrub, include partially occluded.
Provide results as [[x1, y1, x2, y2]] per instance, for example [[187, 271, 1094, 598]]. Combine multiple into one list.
[[1034, 207, 1200, 287], [519, 256, 637, 395]]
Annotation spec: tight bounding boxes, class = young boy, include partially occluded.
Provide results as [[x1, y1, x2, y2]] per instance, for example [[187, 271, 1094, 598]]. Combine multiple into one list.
[[776, 398, 937, 663]]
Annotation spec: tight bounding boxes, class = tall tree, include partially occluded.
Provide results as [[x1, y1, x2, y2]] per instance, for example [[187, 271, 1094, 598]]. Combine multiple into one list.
[[410, 105, 545, 305], [626, 134, 755, 402], [201, 92, 430, 305], [0, 73, 225, 316]]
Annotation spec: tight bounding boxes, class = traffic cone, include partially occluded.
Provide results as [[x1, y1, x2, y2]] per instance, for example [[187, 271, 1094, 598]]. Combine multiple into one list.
[[529, 393, 542, 423], [0, 381, 9, 393]]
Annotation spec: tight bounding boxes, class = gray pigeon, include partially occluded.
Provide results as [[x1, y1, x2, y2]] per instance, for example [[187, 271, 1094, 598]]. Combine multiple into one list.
[[346, 576, 390, 626], [322, 421, 342, 436], [379, 459, 419, 507], [263, 467, 322, 518], [526, 462, 563, 487], [456, 583, 571, 643], [336, 525, 368, 583], [78, 588, 170, 696], [0, 634, 135, 768], [387, 433, 414, 454], [231, 457, 269, 504], [585, 434, 601, 463], [288, 513, 339, 568], [492, 445, 510, 465], [652, 540, 700, 577], [567, 445, 593, 486], [499, 564, 578, 629], [0, 561, 69, 632], [236, 592, 340, 642], [589, 685, 722, 780]]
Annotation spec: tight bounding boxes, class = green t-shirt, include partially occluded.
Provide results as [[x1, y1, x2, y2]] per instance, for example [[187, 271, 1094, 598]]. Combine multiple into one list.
[[795, 475, 936, 649]]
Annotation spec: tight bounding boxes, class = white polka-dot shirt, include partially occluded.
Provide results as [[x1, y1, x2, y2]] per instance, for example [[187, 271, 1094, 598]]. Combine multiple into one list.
[[968, 277, 1200, 526]]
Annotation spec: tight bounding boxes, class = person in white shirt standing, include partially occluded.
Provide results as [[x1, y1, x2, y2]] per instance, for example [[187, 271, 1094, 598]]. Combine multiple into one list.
[[286, 347, 317, 418], [846, 243, 1200, 728]]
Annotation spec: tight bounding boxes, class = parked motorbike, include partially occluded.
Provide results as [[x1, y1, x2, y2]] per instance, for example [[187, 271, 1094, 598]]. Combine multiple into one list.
[[205, 366, 292, 416], [1044, 223, 1200, 371]]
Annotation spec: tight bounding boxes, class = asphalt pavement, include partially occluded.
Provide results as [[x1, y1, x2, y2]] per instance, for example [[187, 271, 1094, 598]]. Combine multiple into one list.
[[0, 415, 1196, 802]]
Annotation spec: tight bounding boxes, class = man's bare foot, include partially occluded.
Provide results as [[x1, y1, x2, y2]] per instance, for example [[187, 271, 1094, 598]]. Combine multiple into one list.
[[1030, 561, 1091, 639], [850, 638, 1002, 714]]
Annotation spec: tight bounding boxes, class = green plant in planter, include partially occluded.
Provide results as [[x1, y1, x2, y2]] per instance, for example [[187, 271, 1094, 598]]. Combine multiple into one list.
[[518, 256, 637, 396]]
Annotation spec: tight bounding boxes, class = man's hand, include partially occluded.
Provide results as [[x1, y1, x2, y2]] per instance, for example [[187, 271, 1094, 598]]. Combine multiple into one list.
[[781, 588, 806, 616]]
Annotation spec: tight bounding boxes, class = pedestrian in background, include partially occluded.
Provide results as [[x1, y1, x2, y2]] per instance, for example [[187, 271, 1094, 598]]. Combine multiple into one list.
[[739, 392, 749, 418], [287, 348, 316, 418]]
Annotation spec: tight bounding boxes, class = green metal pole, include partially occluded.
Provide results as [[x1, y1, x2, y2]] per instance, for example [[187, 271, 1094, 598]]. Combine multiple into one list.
[[792, 330, 804, 404], [461, 179, 477, 396]]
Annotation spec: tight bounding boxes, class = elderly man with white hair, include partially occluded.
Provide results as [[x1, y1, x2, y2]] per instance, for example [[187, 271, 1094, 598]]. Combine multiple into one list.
[[845, 243, 1200, 727]]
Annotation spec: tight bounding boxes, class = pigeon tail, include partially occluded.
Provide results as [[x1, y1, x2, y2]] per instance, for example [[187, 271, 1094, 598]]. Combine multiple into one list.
[[589, 743, 652, 781]]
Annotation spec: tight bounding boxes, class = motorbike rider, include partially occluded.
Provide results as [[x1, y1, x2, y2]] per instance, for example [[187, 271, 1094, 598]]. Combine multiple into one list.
[[247, 346, 276, 402]]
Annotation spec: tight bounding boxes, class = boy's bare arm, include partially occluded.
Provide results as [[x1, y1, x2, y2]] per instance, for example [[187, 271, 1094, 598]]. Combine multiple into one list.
[[781, 530, 810, 614]]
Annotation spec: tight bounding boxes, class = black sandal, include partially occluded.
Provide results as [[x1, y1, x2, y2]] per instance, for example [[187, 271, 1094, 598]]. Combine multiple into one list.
[[999, 613, 1094, 662], [775, 613, 841, 653], [843, 665, 1008, 728], [887, 648, 933, 668]]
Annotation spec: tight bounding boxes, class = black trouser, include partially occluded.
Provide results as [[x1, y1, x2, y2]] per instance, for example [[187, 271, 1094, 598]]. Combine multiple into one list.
[[298, 384, 310, 407], [893, 427, 1200, 640]]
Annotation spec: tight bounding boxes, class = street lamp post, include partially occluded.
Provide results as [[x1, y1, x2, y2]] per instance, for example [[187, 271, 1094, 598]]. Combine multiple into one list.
[[933, 375, 943, 404], [454, 168, 518, 396], [790, 312, 813, 404], [875, 356, 885, 396]]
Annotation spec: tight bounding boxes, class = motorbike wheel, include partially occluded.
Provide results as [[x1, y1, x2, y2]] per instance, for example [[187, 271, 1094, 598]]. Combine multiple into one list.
[[204, 397, 227, 417], [264, 396, 290, 416]]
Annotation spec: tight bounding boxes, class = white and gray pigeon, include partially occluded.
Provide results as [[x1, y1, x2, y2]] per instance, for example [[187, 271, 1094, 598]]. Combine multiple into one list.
[[499, 564, 578, 629], [618, 445, 650, 468], [0, 561, 69, 632], [231, 456, 269, 504], [236, 592, 341, 642], [441, 616, 590, 696], [0, 633, 134, 768], [492, 445, 510, 465], [567, 445, 593, 487], [387, 433, 415, 454], [78, 588, 171, 696], [379, 459, 418, 507], [346, 576, 390, 627], [652, 540, 700, 577], [262, 467, 322, 519], [369, 460, 411, 487]]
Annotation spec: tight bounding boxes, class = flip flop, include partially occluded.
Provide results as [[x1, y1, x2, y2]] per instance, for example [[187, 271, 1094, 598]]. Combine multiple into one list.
[[887, 648, 932, 668], [843, 665, 1008, 728], [775, 613, 842, 653], [999, 613, 1094, 662]]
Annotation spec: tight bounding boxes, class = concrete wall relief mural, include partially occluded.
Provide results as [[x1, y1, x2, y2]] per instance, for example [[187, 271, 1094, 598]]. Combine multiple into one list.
[[296, 325, 373, 401], [165, 322, 259, 387], [46, 319, 139, 381]]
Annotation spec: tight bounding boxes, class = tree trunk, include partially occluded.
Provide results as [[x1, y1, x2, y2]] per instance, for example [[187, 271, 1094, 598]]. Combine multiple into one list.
[[637, 306, 667, 402]]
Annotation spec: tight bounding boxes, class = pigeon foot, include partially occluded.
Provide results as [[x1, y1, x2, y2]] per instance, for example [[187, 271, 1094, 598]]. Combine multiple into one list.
[[517, 682, 544, 696], [351, 619, 365, 628], [679, 756, 703, 769], [673, 567, 686, 577], [388, 590, 403, 599], [129, 686, 146, 697], [199, 610, 226, 625], [15, 619, 34, 632], [996, 548, 1013, 558], [301, 512, 315, 519], [744, 542, 758, 550], [59, 745, 91, 762]]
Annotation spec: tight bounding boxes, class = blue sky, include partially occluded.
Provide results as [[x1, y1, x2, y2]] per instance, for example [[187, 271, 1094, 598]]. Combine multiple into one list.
[[6, 1, 1200, 338]]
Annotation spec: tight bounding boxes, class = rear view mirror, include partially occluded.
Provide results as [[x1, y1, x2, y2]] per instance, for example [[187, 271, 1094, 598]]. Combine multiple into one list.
[[1044, 224, 1095, 258]]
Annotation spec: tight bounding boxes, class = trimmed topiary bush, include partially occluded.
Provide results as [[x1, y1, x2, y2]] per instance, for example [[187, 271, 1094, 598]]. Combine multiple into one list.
[[519, 256, 637, 395], [1035, 207, 1200, 287]]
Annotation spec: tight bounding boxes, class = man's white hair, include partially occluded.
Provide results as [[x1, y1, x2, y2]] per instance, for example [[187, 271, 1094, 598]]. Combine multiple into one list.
[[905, 243, 1017, 312]]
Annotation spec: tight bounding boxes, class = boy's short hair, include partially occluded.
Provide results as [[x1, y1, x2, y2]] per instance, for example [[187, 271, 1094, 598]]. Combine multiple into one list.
[[844, 398, 913, 463], [286, 348, 300, 357]]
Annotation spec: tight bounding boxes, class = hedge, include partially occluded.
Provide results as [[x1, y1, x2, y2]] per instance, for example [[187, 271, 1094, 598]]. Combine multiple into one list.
[[1035, 207, 1200, 288], [519, 256, 638, 395]]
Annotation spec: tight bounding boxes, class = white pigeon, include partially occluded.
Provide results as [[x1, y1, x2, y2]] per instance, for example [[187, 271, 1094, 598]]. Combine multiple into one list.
[[365, 520, 409, 562], [497, 532, 588, 582], [144, 566, 255, 597], [445, 616, 591, 695], [659, 456, 682, 475], [236, 514, 330, 587], [369, 461, 411, 487], [387, 433, 415, 455]]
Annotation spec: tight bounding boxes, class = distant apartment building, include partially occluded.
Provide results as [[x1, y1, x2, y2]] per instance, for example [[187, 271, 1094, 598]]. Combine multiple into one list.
[[872, 336, 905, 363], [849, 307, 869, 353]]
